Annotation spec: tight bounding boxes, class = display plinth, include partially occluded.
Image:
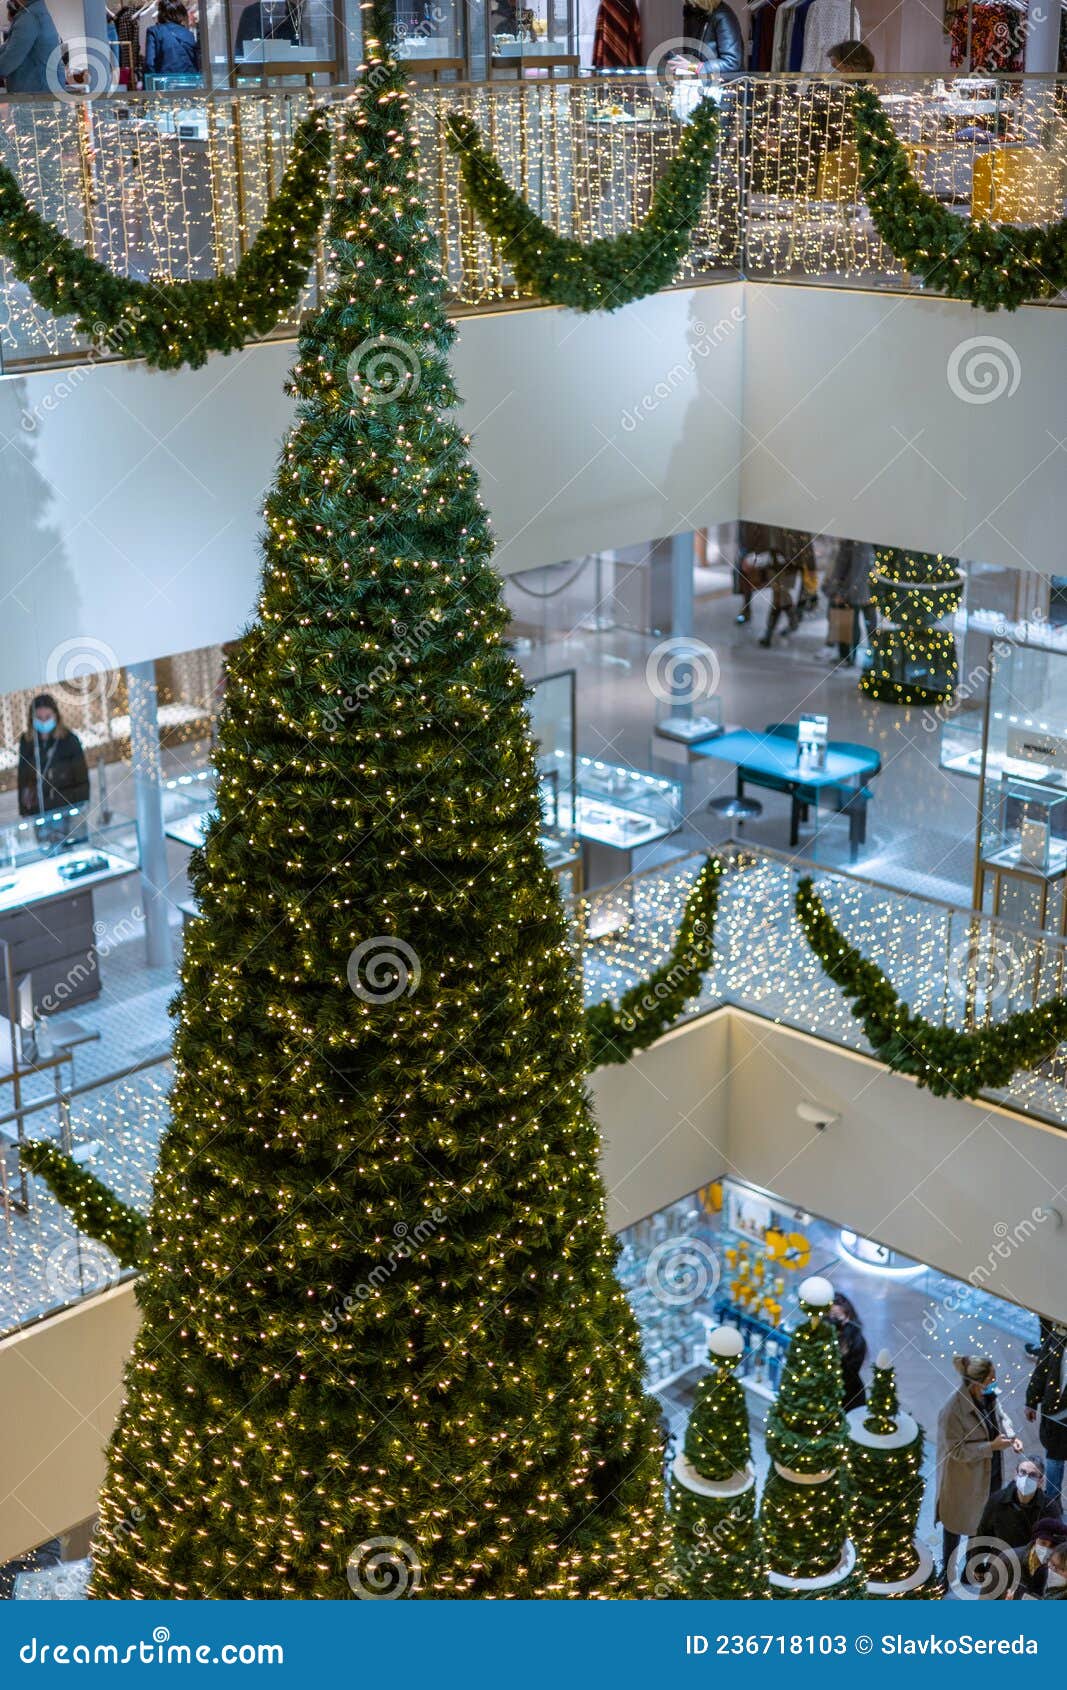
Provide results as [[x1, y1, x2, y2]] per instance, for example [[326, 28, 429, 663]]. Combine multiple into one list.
[[865, 1538, 936, 1598], [672, 1452, 755, 1498], [767, 1538, 857, 1593]]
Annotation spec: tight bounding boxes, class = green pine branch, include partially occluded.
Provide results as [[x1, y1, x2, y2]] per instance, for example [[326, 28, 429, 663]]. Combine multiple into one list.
[[20, 1138, 148, 1269], [0, 107, 332, 370], [445, 99, 719, 311], [796, 876, 1067, 1098], [584, 856, 721, 1069], [852, 85, 1067, 311]]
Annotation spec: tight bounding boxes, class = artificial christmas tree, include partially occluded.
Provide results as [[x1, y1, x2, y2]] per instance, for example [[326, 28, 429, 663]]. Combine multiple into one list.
[[759, 1277, 864, 1599], [847, 1349, 937, 1598], [860, 547, 963, 706], [86, 4, 668, 1599], [670, 1326, 767, 1598]]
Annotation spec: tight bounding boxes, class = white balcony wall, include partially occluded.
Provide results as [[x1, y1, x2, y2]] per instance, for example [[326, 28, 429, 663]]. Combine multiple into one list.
[[0, 286, 744, 695]]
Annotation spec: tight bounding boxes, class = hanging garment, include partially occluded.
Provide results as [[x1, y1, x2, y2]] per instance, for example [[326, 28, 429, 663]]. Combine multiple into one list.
[[771, 0, 798, 69], [787, 0, 817, 69], [592, 0, 642, 67], [799, 0, 860, 72], [949, 2, 1026, 71], [750, 0, 787, 69]]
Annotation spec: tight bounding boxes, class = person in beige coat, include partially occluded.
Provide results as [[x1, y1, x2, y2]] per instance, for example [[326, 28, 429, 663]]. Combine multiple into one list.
[[936, 1356, 1022, 1582]]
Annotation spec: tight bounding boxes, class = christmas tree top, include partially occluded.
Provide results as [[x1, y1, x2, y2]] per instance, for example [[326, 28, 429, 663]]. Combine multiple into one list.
[[683, 1326, 751, 1483], [863, 1348, 900, 1438], [764, 1277, 846, 1475]]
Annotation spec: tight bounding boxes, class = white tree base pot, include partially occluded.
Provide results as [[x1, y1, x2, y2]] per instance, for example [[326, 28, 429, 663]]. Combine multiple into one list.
[[847, 1408, 919, 1450], [866, 1539, 934, 1596], [672, 1453, 756, 1498], [768, 1539, 857, 1592], [773, 1460, 837, 1484]]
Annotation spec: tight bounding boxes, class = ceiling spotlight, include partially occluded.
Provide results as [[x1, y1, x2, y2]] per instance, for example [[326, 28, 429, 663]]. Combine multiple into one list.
[[796, 1100, 840, 1132]]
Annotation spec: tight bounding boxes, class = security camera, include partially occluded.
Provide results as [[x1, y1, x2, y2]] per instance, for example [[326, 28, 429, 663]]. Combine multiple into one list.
[[796, 1100, 840, 1132]]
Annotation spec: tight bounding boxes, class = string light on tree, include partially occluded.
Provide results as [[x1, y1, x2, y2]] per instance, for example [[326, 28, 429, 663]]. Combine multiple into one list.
[[81, 0, 669, 1600], [670, 1324, 767, 1598], [847, 1349, 938, 1599], [860, 548, 963, 707], [759, 1275, 865, 1599]]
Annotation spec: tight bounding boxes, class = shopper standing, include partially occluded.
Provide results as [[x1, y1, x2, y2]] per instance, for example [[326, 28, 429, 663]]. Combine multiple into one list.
[[679, 0, 744, 74], [144, 0, 200, 75], [977, 1455, 1060, 1552], [1025, 1323, 1067, 1510], [17, 694, 90, 818], [935, 1355, 1021, 1580], [829, 1289, 867, 1411], [0, 0, 63, 90], [825, 537, 876, 666]]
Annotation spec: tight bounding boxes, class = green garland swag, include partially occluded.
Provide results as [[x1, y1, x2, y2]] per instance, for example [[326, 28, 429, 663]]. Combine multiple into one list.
[[20, 1137, 148, 1268], [445, 99, 719, 312], [0, 108, 331, 370], [796, 875, 1067, 1098], [584, 855, 722, 1068], [851, 84, 1067, 311]]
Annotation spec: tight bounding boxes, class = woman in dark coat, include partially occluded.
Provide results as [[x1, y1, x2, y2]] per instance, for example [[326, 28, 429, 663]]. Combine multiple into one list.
[[17, 694, 90, 817], [830, 1289, 867, 1411]]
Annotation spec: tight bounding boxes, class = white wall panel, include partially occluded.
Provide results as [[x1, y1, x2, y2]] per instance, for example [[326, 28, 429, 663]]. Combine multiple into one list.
[[0, 286, 745, 695], [740, 283, 1067, 575]]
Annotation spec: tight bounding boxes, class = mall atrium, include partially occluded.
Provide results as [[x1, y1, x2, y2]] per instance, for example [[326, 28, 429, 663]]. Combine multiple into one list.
[[0, 0, 1066, 1610]]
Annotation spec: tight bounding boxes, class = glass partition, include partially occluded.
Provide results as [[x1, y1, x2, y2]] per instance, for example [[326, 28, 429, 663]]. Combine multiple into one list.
[[977, 642, 1067, 931]]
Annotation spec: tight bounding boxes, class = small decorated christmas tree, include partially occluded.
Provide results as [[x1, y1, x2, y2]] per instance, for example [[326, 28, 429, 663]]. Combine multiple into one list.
[[670, 1326, 766, 1599], [861, 547, 962, 706], [847, 1350, 937, 1598], [759, 1277, 864, 1599]]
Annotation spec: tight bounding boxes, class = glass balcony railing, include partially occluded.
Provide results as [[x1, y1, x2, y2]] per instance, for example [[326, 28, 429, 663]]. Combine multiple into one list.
[[2, 72, 1067, 370], [6, 842, 1067, 1340]]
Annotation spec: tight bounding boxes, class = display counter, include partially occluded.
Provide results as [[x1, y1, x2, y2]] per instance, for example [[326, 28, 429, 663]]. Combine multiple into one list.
[[0, 811, 139, 1016]]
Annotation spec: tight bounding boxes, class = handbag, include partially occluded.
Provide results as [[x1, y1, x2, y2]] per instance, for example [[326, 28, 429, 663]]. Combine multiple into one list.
[[828, 604, 855, 644]]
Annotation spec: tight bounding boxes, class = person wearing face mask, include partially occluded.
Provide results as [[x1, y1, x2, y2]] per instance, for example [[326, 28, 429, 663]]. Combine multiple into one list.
[[1012, 1519, 1067, 1598], [829, 1289, 867, 1411], [977, 1456, 1060, 1559], [17, 694, 90, 821], [936, 1355, 1022, 1581], [1040, 1541, 1067, 1597]]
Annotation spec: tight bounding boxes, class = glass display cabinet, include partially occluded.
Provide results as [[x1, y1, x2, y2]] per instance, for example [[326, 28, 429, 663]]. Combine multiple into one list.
[[162, 767, 216, 851], [528, 670, 582, 896], [0, 806, 140, 1016], [976, 641, 1067, 932], [215, 0, 339, 86], [392, 0, 467, 74], [486, 0, 578, 74], [573, 756, 683, 890]]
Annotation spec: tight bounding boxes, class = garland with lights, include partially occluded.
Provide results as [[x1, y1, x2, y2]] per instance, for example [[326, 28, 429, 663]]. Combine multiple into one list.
[[670, 1330, 767, 1598], [0, 108, 331, 370], [86, 0, 669, 1601], [444, 99, 719, 312], [20, 1138, 147, 1268], [759, 1282, 864, 1599], [851, 84, 1067, 311], [860, 547, 962, 707], [584, 855, 722, 1068], [796, 875, 1067, 1099], [847, 1355, 937, 1597]]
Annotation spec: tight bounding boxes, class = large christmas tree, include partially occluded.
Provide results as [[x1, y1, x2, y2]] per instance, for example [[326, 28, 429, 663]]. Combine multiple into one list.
[[670, 1326, 766, 1598], [88, 5, 668, 1599], [759, 1277, 864, 1599], [860, 547, 962, 706], [847, 1351, 936, 1597]]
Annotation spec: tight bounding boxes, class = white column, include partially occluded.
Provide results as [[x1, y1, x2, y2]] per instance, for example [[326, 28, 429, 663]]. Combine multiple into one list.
[[126, 661, 175, 972]]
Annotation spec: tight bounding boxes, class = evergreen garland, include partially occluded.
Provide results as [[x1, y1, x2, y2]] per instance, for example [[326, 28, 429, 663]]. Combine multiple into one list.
[[0, 108, 331, 370], [444, 99, 719, 312], [584, 855, 721, 1068], [85, 0, 669, 1600], [851, 84, 1067, 311], [19, 1139, 147, 1268], [796, 875, 1067, 1099]]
